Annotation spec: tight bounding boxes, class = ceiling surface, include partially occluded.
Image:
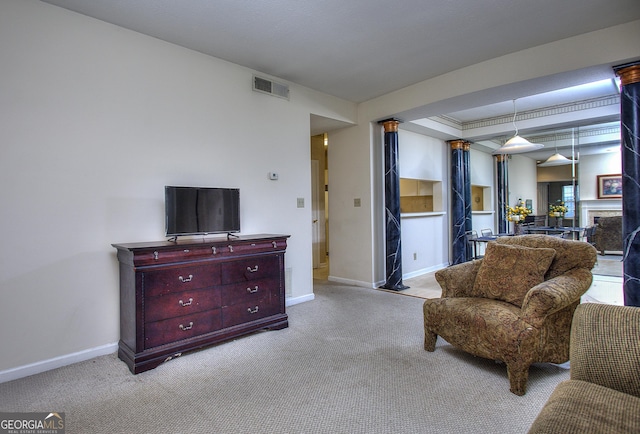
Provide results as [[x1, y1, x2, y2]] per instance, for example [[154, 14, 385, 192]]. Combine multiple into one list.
[[41, 0, 640, 159]]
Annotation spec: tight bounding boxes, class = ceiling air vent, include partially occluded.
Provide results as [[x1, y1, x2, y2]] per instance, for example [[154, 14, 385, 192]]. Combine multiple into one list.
[[253, 75, 290, 100]]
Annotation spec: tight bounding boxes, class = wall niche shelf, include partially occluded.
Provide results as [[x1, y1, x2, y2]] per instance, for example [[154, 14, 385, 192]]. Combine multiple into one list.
[[400, 178, 443, 214], [472, 185, 492, 212]]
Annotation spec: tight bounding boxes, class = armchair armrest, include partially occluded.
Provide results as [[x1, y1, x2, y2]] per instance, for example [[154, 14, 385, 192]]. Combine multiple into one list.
[[434, 260, 483, 298], [520, 268, 593, 327], [570, 303, 640, 398]]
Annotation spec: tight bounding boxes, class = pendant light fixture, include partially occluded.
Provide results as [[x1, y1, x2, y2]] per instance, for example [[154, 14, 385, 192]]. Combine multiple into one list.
[[537, 153, 572, 166], [538, 131, 578, 167], [493, 100, 544, 154]]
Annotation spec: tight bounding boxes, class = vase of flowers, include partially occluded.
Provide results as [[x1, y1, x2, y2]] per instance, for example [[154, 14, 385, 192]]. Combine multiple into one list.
[[549, 201, 568, 228], [507, 199, 532, 235]]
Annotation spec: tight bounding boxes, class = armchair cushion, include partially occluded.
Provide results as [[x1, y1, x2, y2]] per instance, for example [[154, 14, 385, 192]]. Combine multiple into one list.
[[528, 380, 640, 433], [496, 235, 597, 279], [471, 242, 556, 307], [528, 303, 640, 433]]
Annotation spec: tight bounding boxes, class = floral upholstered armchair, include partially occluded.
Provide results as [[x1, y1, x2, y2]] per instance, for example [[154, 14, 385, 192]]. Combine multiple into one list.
[[423, 235, 597, 396]]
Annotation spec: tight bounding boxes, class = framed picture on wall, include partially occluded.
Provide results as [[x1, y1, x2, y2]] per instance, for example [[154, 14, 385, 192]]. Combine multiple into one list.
[[597, 174, 622, 199]]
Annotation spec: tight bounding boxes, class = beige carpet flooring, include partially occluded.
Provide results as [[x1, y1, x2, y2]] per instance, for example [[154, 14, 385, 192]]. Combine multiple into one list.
[[0, 255, 622, 434], [0, 281, 566, 434]]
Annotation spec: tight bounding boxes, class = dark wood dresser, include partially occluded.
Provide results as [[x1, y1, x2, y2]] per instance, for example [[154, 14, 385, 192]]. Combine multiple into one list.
[[112, 234, 289, 374]]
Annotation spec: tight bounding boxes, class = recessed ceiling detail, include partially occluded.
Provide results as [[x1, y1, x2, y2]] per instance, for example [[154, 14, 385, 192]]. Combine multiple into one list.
[[461, 95, 619, 131]]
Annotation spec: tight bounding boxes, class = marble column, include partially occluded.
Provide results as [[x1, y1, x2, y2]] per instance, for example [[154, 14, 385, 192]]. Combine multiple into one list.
[[615, 63, 640, 307], [379, 118, 408, 290], [463, 142, 473, 259], [496, 155, 509, 234], [449, 140, 467, 264]]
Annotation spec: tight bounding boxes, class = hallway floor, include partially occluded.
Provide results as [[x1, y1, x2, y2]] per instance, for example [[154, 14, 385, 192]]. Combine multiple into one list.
[[314, 255, 625, 305]]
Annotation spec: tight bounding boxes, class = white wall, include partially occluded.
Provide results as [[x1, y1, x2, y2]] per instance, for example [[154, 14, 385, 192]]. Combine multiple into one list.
[[470, 149, 496, 233], [508, 155, 539, 211], [579, 152, 622, 200], [0, 0, 356, 376], [398, 130, 449, 277], [324, 121, 379, 286], [578, 151, 623, 225], [399, 130, 446, 180]]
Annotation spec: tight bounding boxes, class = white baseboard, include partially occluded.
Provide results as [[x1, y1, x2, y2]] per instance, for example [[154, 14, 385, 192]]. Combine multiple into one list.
[[0, 342, 118, 384], [327, 275, 377, 288], [285, 293, 315, 306], [1, 293, 317, 384], [326, 264, 448, 289], [403, 263, 448, 280]]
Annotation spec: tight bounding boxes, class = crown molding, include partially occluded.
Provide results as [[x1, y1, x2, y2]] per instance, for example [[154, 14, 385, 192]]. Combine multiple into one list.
[[524, 124, 620, 144], [460, 95, 619, 131]]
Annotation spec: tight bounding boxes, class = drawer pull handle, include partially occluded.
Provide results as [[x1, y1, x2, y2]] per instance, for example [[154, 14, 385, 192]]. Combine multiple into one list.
[[153, 251, 159, 260], [178, 275, 193, 283], [247, 286, 259, 293], [228, 245, 234, 253], [247, 306, 259, 314], [179, 322, 194, 331], [247, 265, 259, 273], [212, 246, 217, 255], [272, 241, 277, 248], [179, 298, 193, 307]]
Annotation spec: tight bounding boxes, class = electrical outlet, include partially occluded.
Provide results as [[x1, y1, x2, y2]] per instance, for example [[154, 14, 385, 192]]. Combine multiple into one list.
[[413, 252, 417, 260], [354, 198, 361, 207], [297, 198, 304, 208]]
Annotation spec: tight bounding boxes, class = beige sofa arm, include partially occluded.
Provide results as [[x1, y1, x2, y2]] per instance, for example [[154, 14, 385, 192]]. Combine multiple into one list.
[[520, 268, 593, 327], [570, 303, 640, 398], [434, 260, 483, 298]]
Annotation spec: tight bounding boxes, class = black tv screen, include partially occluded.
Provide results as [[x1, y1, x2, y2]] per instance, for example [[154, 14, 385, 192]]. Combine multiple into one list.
[[165, 186, 240, 237]]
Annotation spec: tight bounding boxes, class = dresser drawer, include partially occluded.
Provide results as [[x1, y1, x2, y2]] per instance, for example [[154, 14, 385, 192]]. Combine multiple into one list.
[[132, 245, 224, 266], [143, 264, 221, 297], [222, 298, 281, 328], [226, 238, 287, 255], [145, 287, 222, 323], [145, 309, 222, 349], [220, 278, 278, 307], [221, 255, 280, 284]]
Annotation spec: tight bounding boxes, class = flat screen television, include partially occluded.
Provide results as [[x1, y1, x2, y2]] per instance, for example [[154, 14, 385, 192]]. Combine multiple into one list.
[[165, 186, 240, 239]]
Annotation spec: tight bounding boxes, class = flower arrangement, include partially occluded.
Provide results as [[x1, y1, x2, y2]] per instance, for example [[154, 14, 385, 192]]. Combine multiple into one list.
[[549, 201, 568, 217], [507, 199, 532, 223]]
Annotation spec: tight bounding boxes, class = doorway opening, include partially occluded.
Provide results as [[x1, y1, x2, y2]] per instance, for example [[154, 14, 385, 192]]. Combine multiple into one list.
[[311, 133, 329, 280]]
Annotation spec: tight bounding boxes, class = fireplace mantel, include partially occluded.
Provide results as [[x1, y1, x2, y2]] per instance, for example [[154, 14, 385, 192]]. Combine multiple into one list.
[[580, 199, 622, 226]]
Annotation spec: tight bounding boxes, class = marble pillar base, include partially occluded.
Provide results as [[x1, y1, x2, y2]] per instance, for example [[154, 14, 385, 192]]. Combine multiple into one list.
[[380, 282, 410, 291]]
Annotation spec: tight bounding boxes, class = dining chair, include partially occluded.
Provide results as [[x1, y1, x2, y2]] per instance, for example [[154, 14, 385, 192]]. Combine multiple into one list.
[[465, 230, 482, 259]]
